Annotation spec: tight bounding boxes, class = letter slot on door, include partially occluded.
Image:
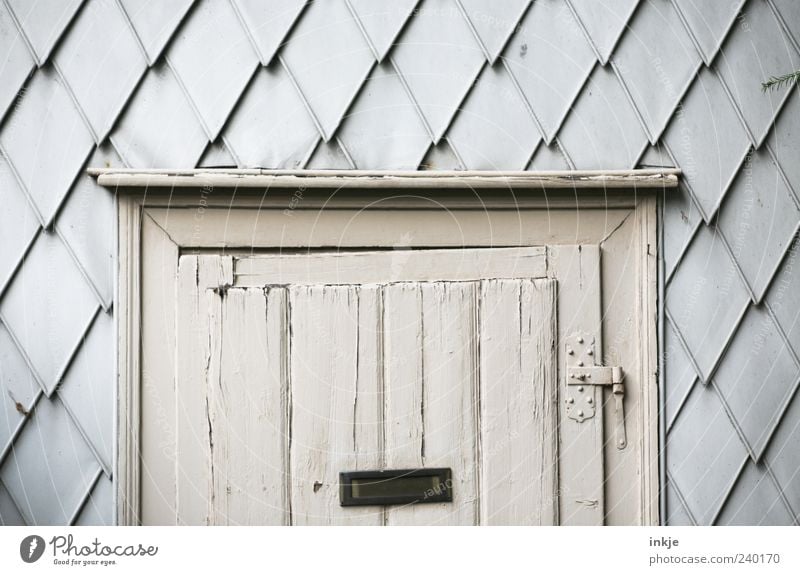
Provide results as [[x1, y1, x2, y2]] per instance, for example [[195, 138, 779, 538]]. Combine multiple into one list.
[[340, 469, 453, 506]]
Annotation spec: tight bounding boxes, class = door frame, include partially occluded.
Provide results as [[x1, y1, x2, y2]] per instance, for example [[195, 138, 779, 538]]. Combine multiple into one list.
[[104, 168, 676, 526]]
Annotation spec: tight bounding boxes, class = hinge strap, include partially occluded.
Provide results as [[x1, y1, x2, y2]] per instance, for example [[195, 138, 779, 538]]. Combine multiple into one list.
[[565, 334, 627, 450]]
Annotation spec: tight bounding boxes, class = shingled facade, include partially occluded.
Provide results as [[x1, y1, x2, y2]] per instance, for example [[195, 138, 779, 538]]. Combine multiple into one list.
[[0, 0, 799, 525]]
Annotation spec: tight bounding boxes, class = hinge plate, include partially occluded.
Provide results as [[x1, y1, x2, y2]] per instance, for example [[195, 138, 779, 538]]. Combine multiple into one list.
[[564, 332, 627, 449], [565, 333, 598, 423]]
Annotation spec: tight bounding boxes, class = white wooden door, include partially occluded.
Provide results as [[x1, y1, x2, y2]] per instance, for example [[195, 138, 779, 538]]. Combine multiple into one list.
[[152, 245, 614, 525]]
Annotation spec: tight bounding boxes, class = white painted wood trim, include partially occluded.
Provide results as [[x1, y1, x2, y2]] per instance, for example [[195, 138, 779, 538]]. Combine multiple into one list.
[[639, 195, 660, 526], [234, 247, 546, 286], [116, 195, 140, 526], [147, 208, 634, 249], [91, 168, 679, 190]]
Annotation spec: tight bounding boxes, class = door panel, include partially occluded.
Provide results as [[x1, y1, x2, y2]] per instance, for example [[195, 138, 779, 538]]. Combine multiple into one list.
[[146, 246, 613, 525]]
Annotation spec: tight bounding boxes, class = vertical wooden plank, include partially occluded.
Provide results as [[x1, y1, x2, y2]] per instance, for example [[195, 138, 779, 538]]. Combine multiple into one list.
[[384, 282, 479, 525], [479, 279, 558, 525], [175, 254, 232, 525], [382, 283, 424, 524], [139, 214, 178, 525], [289, 285, 382, 525], [206, 287, 288, 525], [549, 245, 605, 525], [117, 196, 139, 525], [641, 196, 660, 526]]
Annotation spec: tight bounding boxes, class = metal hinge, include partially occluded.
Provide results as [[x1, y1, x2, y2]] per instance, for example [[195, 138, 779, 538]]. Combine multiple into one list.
[[565, 332, 627, 450]]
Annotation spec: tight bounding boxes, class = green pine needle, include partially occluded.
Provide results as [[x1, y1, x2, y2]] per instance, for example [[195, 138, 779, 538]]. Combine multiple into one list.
[[762, 70, 800, 92]]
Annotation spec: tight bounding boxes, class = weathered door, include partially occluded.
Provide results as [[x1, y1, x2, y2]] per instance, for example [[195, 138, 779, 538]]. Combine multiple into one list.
[[152, 245, 618, 525]]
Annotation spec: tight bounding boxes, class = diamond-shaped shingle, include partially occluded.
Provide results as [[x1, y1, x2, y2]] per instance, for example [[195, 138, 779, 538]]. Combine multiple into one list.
[[713, 304, 799, 460], [111, 62, 208, 168], [118, 0, 194, 64], [390, 0, 486, 142], [54, 0, 147, 142], [715, 459, 795, 525], [0, 232, 99, 395], [223, 64, 318, 169], [233, 0, 306, 64], [280, 0, 375, 140], [502, 0, 596, 142], [0, 396, 100, 525], [0, 154, 38, 294], [668, 381, 748, 525], [337, 61, 431, 169], [0, 1, 34, 122], [666, 224, 750, 381], [663, 66, 750, 221], [0, 66, 94, 227], [5, 0, 83, 65], [671, 0, 745, 65], [715, 0, 800, 146], [566, 0, 639, 64], [168, 0, 259, 140], [717, 147, 800, 302], [611, 0, 702, 143], [457, 0, 530, 63], [557, 63, 648, 169], [55, 144, 121, 308], [445, 63, 540, 170]]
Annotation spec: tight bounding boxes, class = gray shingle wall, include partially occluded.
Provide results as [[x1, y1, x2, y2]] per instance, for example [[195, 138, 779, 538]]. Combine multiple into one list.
[[0, 0, 798, 526]]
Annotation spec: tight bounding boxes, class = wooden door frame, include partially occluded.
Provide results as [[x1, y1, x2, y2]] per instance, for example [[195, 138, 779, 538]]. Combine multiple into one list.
[[105, 169, 675, 526]]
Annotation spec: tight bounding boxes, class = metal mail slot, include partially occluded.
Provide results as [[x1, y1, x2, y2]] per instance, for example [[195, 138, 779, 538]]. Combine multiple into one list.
[[339, 468, 453, 507]]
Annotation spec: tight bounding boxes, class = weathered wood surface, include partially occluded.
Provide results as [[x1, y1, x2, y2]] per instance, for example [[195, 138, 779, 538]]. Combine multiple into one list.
[[235, 247, 546, 285], [289, 285, 383, 525], [92, 167, 680, 190], [206, 287, 288, 525], [383, 282, 479, 525], [550, 245, 605, 526], [163, 245, 615, 525], [479, 279, 558, 525]]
